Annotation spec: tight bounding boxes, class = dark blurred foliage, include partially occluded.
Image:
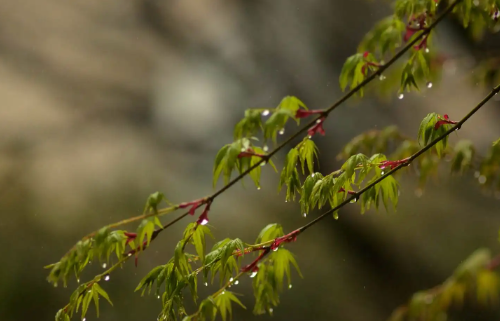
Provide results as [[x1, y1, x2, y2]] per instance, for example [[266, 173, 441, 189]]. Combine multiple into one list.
[[1, 0, 500, 320]]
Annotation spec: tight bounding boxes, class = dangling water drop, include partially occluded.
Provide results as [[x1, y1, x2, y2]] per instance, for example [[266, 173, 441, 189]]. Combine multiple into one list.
[[157, 295, 161, 299], [333, 213, 339, 220], [381, 171, 385, 175], [229, 277, 234, 282], [102, 263, 107, 269], [257, 187, 261, 190], [204, 282, 208, 286], [273, 247, 279, 252], [316, 119, 322, 124], [250, 271, 258, 278], [478, 175, 487, 184], [427, 82, 433, 88], [104, 274, 110, 281], [128, 253, 132, 257], [474, 171, 481, 178], [398, 93, 404, 100], [285, 200, 288, 203], [379, 74, 386, 81], [260, 161, 266, 167], [303, 213, 307, 217], [262, 110, 270, 116], [241, 147, 246, 152], [235, 280, 239, 285], [425, 48, 430, 53], [279, 128, 285, 135], [350, 197, 358, 204], [263, 145, 269, 152], [289, 284, 293, 289], [200, 219, 209, 226], [77, 279, 80, 283]]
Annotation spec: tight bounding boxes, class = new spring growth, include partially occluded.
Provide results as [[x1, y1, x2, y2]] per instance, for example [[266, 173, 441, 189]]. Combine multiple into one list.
[[434, 114, 458, 129], [404, 12, 431, 50], [270, 229, 301, 251], [294, 108, 327, 137], [379, 157, 411, 170], [361, 51, 382, 76], [179, 198, 206, 216], [196, 201, 212, 226]]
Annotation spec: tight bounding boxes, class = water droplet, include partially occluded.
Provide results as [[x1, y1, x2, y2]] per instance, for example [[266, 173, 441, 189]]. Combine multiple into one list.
[[241, 148, 246, 152], [204, 282, 208, 286], [102, 263, 107, 269], [260, 161, 266, 167], [229, 277, 234, 282], [303, 213, 307, 217], [307, 135, 312, 139], [273, 247, 279, 252], [478, 175, 487, 184], [425, 48, 430, 53], [316, 119, 322, 124], [289, 284, 293, 289], [200, 219, 209, 226], [279, 128, 285, 135], [250, 271, 258, 278], [285, 200, 288, 203], [128, 253, 132, 257], [426, 82, 433, 88], [474, 171, 481, 178], [222, 291, 225, 294], [379, 74, 386, 81], [415, 188, 423, 198], [104, 274, 110, 281], [257, 187, 261, 190], [269, 308, 273, 313], [83, 318, 86, 321], [89, 261, 92, 264], [235, 280, 239, 285], [349, 197, 358, 204], [262, 110, 270, 116], [333, 213, 339, 220], [263, 145, 269, 152], [398, 93, 404, 100], [381, 171, 385, 175]]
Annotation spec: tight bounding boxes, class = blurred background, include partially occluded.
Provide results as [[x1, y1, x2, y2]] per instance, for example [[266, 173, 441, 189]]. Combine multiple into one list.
[[1, 0, 500, 320]]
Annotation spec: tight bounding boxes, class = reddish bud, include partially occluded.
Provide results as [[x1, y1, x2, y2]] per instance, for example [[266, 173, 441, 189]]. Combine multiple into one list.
[[295, 109, 325, 119], [307, 117, 326, 137], [271, 229, 301, 251]]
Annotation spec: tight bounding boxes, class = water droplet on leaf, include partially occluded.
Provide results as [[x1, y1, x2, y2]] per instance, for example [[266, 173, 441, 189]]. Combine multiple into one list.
[[398, 93, 404, 100]]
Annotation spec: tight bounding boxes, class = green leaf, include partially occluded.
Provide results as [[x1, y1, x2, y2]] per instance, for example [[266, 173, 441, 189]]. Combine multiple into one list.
[[213, 145, 231, 187], [234, 109, 263, 140], [191, 224, 214, 265], [144, 192, 170, 214], [341, 153, 369, 181], [271, 249, 303, 289], [214, 291, 246, 321], [298, 139, 319, 175], [300, 172, 324, 215], [256, 224, 284, 244]]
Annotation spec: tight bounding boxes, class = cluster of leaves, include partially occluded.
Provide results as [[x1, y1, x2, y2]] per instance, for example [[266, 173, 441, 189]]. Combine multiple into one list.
[[339, 51, 381, 96], [46, 228, 128, 287], [56, 282, 113, 321], [394, 0, 439, 19], [234, 96, 307, 142], [46, 192, 173, 287], [213, 138, 277, 188], [389, 248, 500, 321], [453, 0, 500, 39], [279, 138, 319, 202], [251, 224, 302, 315], [133, 223, 302, 321]]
